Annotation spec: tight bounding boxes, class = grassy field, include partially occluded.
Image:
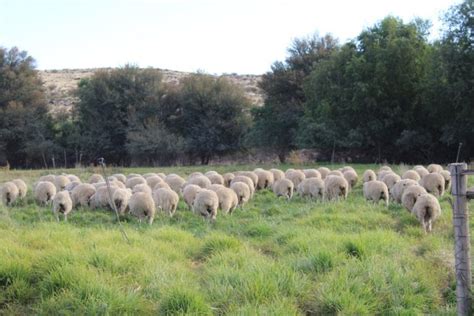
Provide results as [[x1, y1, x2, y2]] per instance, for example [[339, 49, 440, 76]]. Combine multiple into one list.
[[0, 164, 472, 315]]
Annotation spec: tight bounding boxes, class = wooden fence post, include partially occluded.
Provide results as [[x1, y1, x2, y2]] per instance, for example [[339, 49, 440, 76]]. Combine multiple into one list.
[[449, 162, 471, 316]]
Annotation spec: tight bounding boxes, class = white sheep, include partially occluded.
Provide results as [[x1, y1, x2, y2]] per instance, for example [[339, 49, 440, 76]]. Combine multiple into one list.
[[343, 169, 358, 189], [12, 179, 27, 199], [55, 175, 71, 191], [254, 170, 274, 190], [156, 173, 166, 179], [317, 167, 331, 179], [52, 191, 73, 221], [153, 188, 179, 217], [112, 173, 127, 184], [411, 193, 441, 233], [129, 192, 156, 224], [439, 170, 451, 192], [111, 188, 132, 215], [146, 175, 163, 189], [127, 173, 142, 180], [363, 180, 389, 206], [126, 176, 146, 189], [363, 169, 376, 183], [235, 171, 258, 189], [223, 173, 235, 187], [303, 169, 321, 179], [231, 176, 255, 197], [270, 168, 285, 182], [89, 174, 104, 184], [165, 174, 186, 193], [193, 189, 219, 220], [401, 185, 427, 212], [71, 183, 96, 208], [230, 182, 251, 207], [1, 182, 20, 206], [327, 170, 344, 178], [34, 181, 57, 205], [39, 174, 56, 183], [377, 170, 392, 181], [154, 182, 172, 191], [427, 164, 443, 174], [402, 170, 421, 181], [132, 183, 152, 195], [207, 173, 225, 186], [285, 170, 306, 188], [182, 184, 202, 210], [90, 186, 118, 210], [66, 174, 81, 183], [208, 184, 226, 192], [378, 166, 392, 173], [186, 175, 211, 189], [382, 173, 401, 191], [297, 178, 324, 200], [188, 172, 204, 179], [273, 178, 294, 200], [215, 187, 238, 214], [143, 172, 158, 178], [414, 166, 429, 178], [340, 166, 356, 174], [64, 181, 81, 192], [419, 173, 445, 197], [205, 170, 219, 176], [390, 179, 419, 204], [323, 175, 348, 201]]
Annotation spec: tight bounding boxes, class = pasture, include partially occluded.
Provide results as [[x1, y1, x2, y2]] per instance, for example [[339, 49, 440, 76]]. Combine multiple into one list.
[[0, 164, 472, 315]]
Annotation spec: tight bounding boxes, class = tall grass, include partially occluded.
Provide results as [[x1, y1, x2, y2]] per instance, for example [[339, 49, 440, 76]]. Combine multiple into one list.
[[0, 164, 471, 314]]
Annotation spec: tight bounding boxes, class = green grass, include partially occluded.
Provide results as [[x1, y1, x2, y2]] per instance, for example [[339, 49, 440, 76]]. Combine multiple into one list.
[[0, 163, 472, 315]]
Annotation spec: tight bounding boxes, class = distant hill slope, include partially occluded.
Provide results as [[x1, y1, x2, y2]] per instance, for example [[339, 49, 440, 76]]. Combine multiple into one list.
[[39, 68, 264, 116]]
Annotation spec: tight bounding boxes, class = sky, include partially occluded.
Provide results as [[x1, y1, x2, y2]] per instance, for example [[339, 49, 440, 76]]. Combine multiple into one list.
[[0, 0, 461, 74]]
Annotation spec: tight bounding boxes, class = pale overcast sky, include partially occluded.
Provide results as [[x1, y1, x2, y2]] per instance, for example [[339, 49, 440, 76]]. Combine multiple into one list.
[[0, 0, 460, 74]]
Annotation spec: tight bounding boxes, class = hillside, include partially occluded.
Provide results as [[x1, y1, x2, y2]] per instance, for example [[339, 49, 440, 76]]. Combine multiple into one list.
[[39, 69, 264, 116]]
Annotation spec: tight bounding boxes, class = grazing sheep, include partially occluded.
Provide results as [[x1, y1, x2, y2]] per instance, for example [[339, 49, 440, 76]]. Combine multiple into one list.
[[188, 172, 204, 179], [216, 187, 238, 214], [112, 173, 127, 184], [52, 191, 73, 221], [254, 170, 274, 190], [183, 184, 202, 210], [54, 175, 71, 191], [390, 179, 419, 203], [12, 179, 27, 199], [165, 174, 186, 193], [419, 173, 445, 197], [327, 170, 343, 178], [111, 188, 132, 215], [273, 178, 294, 200], [382, 173, 401, 191], [1, 182, 20, 206], [146, 175, 163, 189], [129, 192, 156, 224], [377, 170, 392, 181], [132, 183, 152, 195], [153, 188, 179, 217], [39, 175, 56, 183], [286, 170, 306, 187], [223, 173, 235, 187], [411, 193, 441, 233], [297, 178, 324, 200], [154, 182, 172, 191], [90, 186, 119, 210], [343, 170, 358, 189], [427, 164, 443, 174], [71, 183, 96, 208], [156, 173, 166, 179], [207, 173, 225, 186], [439, 170, 451, 192], [204, 171, 219, 177], [235, 171, 258, 189], [317, 167, 331, 179], [270, 168, 285, 182], [112, 180, 126, 189], [143, 172, 158, 178], [401, 185, 427, 212], [127, 173, 142, 180], [89, 174, 104, 184], [414, 166, 429, 178], [193, 189, 219, 220], [378, 166, 392, 173], [230, 182, 251, 207], [187, 175, 212, 189], [34, 181, 57, 205], [323, 175, 348, 201], [363, 180, 389, 206], [126, 176, 147, 189], [340, 166, 356, 174], [67, 174, 81, 183], [231, 176, 255, 197], [208, 184, 225, 192], [303, 169, 321, 179], [363, 169, 376, 183], [64, 181, 81, 192], [402, 170, 421, 181]]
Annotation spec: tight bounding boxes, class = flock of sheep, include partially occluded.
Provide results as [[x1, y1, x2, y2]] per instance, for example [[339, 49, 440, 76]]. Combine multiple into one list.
[[0, 164, 450, 232]]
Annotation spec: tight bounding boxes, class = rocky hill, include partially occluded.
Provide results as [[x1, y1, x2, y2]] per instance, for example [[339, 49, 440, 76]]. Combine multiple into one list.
[[39, 68, 264, 116]]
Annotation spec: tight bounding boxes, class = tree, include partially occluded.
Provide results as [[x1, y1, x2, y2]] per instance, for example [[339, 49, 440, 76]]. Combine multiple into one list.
[[164, 73, 251, 164], [0, 47, 53, 168], [248, 34, 338, 162]]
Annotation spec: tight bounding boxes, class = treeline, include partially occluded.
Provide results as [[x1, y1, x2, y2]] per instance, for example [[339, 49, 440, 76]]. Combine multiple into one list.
[[0, 1, 471, 168]]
